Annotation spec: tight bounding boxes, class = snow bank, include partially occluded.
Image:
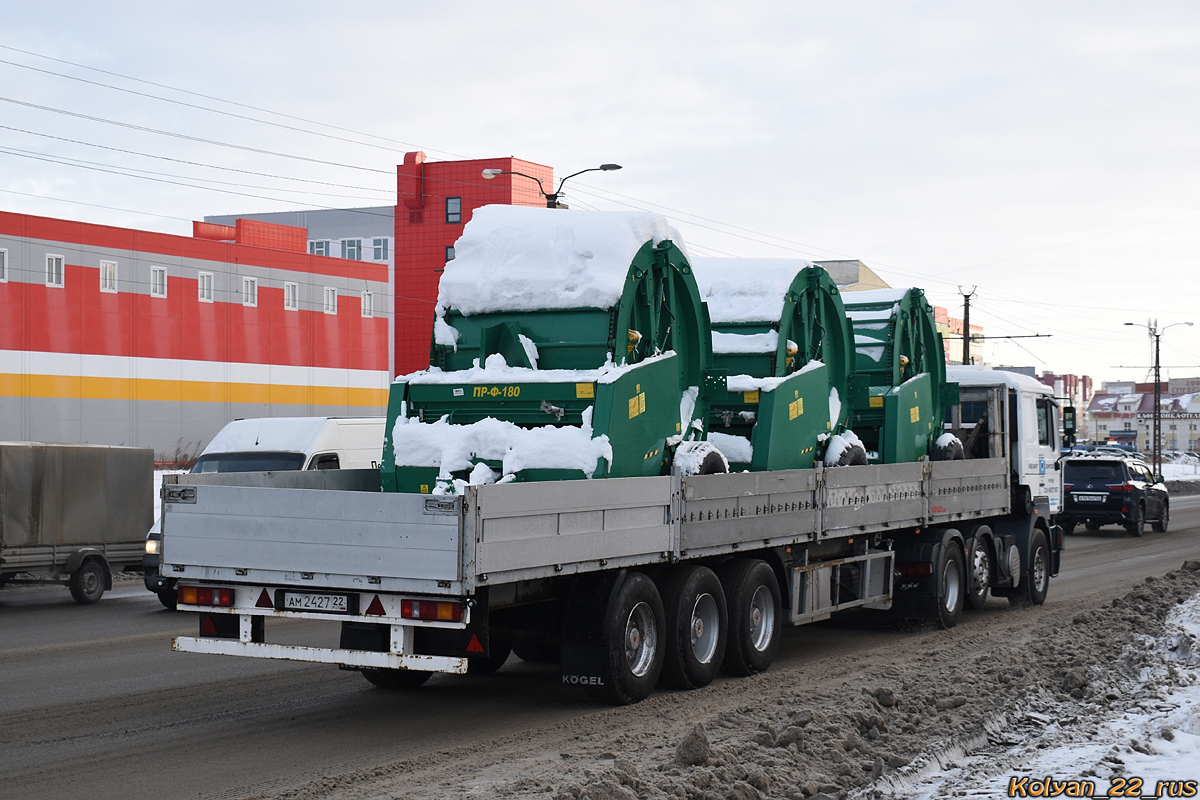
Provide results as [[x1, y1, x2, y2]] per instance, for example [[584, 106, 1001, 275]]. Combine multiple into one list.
[[711, 330, 779, 354], [397, 352, 676, 386], [392, 405, 613, 481], [689, 257, 812, 323], [437, 205, 684, 316]]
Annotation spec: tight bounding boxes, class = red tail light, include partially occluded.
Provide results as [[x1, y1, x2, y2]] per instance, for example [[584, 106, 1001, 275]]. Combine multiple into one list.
[[178, 585, 234, 607], [1063, 484, 1073, 491], [896, 563, 932, 577], [1106, 482, 1132, 491], [401, 599, 462, 622]]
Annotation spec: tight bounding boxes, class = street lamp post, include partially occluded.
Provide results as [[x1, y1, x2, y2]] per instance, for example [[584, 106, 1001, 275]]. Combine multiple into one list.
[[482, 163, 622, 209], [1124, 320, 1193, 475]]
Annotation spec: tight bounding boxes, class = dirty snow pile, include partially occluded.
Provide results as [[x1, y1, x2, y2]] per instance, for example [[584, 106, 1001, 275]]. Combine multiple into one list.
[[436, 205, 685, 317]]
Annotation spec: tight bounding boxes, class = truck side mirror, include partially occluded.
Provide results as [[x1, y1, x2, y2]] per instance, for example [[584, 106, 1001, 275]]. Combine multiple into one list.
[[1062, 406, 1076, 433]]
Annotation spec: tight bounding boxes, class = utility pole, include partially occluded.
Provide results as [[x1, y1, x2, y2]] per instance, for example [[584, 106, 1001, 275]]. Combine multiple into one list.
[[959, 286, 977, 365], [1152, 321, 1162, 476]]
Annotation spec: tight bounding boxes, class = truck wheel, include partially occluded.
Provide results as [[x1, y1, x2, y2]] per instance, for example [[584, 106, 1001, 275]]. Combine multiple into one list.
[[589, 572, 665, 705], [931, 438, 964, 461], [1126, 505, 1144, 537], [69, 560, 106, 605], [1014, 486, 1033, 516], [467, 639, 512, 675], [964, 532, 992, 611], [659, 565, 727, 690], [157, 587, 178, 610], [1010, 531, 1050, 606], [719, 559, 781, 677], [1152, 503, 1169, 533], [935, 544, 965, 628], [361, 668, 431, 689]]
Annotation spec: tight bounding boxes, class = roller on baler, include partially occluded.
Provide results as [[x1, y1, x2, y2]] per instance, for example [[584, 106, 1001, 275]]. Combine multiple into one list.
[[842, 287, 960, 463], [690, 259, 864, 471], [380, 205, 716, 493]]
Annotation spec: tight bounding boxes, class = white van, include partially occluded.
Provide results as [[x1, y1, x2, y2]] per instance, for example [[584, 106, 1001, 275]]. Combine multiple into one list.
[[190, 417, 386, 473]]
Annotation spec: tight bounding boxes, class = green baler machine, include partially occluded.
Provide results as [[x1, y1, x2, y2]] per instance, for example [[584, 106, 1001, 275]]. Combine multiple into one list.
[[842, 287, 960, 463], [381, 206, 715, 493], [690, 261, 861, 471]]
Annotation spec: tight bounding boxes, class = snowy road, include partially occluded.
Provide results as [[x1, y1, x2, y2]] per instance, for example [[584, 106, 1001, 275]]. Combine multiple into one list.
[[1, 500, 1198, 800]]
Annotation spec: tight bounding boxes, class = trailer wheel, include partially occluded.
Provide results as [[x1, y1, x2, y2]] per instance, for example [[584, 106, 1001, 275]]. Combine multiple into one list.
[[69, 560, 106, 605], [1010, 530, 1050, 606], [964, 531, 992, 611], [156, 587, 178, 610], [361, 668, 431, 690], [935, 544, 965, 628], [659, 565, 727, 690], [719, 559, 781, 677], [467, 639, 512, 675], [589, 572, 665, 705]]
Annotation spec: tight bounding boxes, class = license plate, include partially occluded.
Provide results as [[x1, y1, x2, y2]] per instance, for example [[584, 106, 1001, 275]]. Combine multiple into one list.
[[282, 592, 350, 613], [1074, 493, 1105, 503]]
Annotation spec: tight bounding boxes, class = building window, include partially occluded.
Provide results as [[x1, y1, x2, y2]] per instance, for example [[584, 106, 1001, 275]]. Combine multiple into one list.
[[324, 287, 337, 315], [373, 238, 388, 261], [446, 197, 461, 224], [198, 271, 214, 302], [341, 239, 362, 261], [309, 240, 329, 257], [445, 246, 456, 261], [284, 281, 299, 311], [242, 276, 258, 307], [100, 260, 117, 293], [151, 266, 167, 298], [46, 254, 65, 287], [0, 248, 7, 282], [361, 290, 373, 318]]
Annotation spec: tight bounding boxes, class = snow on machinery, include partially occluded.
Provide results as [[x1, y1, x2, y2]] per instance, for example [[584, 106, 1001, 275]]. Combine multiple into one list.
[[381, 206, 717, 493], [690, 258, 866, 470], [842, 287, 962, 463]]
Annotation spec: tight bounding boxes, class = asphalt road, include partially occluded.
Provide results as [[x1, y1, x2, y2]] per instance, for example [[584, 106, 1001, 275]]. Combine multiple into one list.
[[2, 497, 1198, 800]]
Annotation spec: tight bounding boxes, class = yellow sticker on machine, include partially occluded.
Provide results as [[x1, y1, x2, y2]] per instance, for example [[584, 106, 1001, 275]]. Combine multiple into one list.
[[788, 398, 804, 420], [910, 405, 920, 423], [869, 396, 884, 408], [744, 390, 760, 404], [575, 383, 595, 398], [628, 391, 647, 419]]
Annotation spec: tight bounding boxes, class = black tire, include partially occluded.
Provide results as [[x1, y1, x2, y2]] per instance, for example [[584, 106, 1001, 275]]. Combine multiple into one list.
[[935, 544, 966, 628], [467, 639, 512, 675], [1010, 530, 1050, 606], [964, 532, 992, 611], [69, 560, 106, 605], [362, 668, 432, 689], [834, 441, 868, 466], [1152, 503, 1169, 533], [157, 587, 178, 610], [1126, 505, 1144, 537], [588, 572, 666, 705], [698, 450, 728, 475], [718, 559, 782, 677], [1084, 520, 1101, 531], [1014, 485, 1033, 516], [659, 566, 727, 690], [931, 438, 965, 461], [511, 635, 560, 664]]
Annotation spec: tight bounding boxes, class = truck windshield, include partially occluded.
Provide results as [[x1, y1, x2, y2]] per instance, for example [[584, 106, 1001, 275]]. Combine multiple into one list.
[[191, 452, 307, 473], [1063, 461, 1122, 483]]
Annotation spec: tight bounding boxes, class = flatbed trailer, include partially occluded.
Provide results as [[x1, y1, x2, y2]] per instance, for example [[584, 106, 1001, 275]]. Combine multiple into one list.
[[166, 369, 1065, 704]]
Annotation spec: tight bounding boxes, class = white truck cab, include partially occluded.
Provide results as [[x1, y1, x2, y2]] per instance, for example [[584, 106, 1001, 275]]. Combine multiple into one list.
[[948, 365, 1062, 515], [191, 417, 387, 473]]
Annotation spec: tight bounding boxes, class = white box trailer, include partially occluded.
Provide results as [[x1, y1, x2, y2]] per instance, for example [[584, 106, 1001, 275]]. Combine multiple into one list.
[[164, 367, 1065, 704]]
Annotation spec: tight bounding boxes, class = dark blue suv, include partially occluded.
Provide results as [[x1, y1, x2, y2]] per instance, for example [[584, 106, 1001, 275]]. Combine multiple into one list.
[[1059, 456, 1169, 537]]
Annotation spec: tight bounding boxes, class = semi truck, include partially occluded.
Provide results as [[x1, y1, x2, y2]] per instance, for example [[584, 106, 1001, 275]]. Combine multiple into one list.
[[163, 207, 1068, 705], [1, 442, 153, 603]]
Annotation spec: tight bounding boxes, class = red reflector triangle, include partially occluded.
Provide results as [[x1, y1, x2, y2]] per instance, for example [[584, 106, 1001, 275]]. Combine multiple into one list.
[[466, 634, 485, 654], [256, 589, 273, 609], [200, 615, 218, 635], [365, 595, 386, 616]]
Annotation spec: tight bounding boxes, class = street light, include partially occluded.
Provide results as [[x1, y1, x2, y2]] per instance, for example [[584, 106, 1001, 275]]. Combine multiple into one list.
[[481, 163, 622, 209], [1124, 320, 1193, 475]]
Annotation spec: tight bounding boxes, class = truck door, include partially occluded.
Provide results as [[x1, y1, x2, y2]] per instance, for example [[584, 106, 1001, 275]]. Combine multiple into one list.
[[1031, 395, 1061, 514]]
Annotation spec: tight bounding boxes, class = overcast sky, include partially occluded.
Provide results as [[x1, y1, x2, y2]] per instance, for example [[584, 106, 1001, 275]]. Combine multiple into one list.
[[3, 1, 1198, 387]]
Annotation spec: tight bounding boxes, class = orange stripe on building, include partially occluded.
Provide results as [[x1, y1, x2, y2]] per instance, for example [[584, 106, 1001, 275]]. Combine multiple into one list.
[[0, 373, 387, 407]]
